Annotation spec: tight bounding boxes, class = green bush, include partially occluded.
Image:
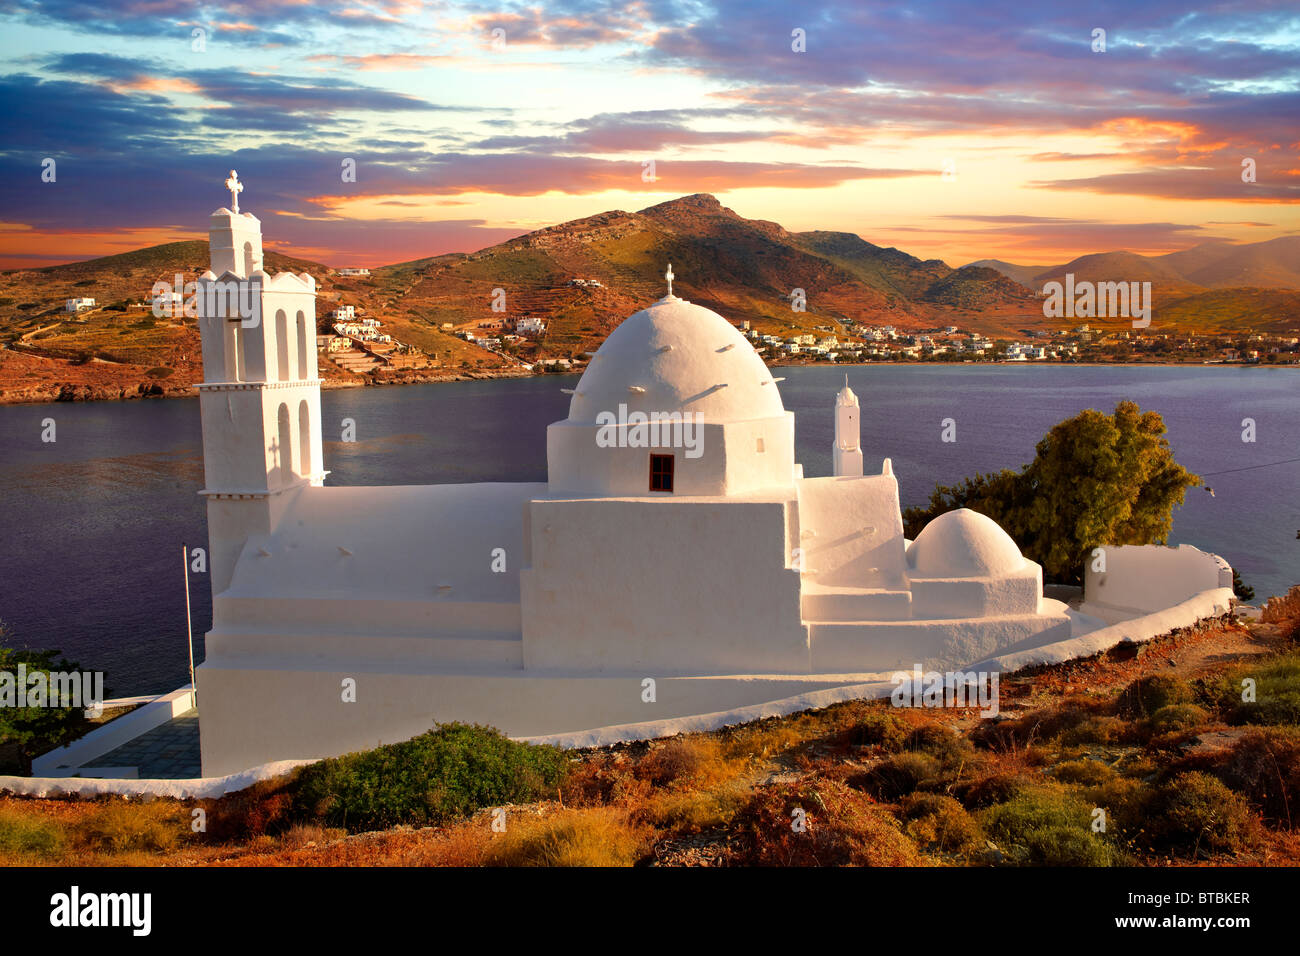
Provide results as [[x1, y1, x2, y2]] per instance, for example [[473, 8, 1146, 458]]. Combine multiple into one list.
[[1018, 826, 1119, 867], [1150, 704, 1210, 733], [289, 722, 571, 833], [0, 808, 66, 860], [1051, 758, 1117, 786], [1059, 715, 1125, 747], [981, 786, 1120, 866], [1138, 772, 1255, 856], [1119, 675, 1191, 719], [0, 634, 94, 774], [1196, 652, 1300, 726]]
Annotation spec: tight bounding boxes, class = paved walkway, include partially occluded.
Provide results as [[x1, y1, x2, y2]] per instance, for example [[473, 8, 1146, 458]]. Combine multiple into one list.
[[93, 708, 202, 779]]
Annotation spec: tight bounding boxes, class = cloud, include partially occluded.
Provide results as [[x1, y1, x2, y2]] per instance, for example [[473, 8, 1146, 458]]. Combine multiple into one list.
[[1037, 167, 1300, 203]]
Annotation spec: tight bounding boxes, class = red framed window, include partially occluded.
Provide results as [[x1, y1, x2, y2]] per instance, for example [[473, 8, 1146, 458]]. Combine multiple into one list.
[[649, 453, 675, 492]]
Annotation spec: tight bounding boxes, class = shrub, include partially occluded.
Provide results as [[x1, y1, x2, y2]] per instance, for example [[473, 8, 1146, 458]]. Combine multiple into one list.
[[1139, 772, 1256, 856], [485, 808, 650, 867], [1220, 727, 1300, 828], [145, 366, 175, 379], [77, 800, 187, 854], [203, 779, 295, 840], [1199, 651, 1300, 726], [1051, 759, 1117, 787], [1059, 715, 1125, 747], [957, 772, 1033, 808], [642, 787, 747, 832], [0, 807, 66, 861], [289, 723, 571, 833], [733, 780, 923, 866], [903, 723, 973, 768], [981, 786, 1121, 866], [841, 709, 910, 751], [971, 701, 1109, 750], [636, 736, 726, 787], [1018, 826, 1119, 867], [1119, 675, 1191, 719], [899, 793, 982, 853], [851, 752, 944, 800], [1150, 704, 1210, 733]]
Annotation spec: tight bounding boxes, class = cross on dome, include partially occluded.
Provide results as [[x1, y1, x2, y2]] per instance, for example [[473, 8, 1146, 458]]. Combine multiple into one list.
[[665, 263, 674, 298], [225, 170, 243, 214]]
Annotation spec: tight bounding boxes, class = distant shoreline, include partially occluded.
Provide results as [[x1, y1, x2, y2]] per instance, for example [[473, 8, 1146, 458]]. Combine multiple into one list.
[[0, 358, 1292, 407]]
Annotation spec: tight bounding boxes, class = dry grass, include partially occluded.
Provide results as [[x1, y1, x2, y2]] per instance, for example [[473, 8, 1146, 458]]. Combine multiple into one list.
[[484, 808, 652, 867]]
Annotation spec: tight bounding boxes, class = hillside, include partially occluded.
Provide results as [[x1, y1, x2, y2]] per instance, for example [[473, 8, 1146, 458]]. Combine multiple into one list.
[[382, 193, 1047, 358], [0, 239, 518, 403], [963, 259, 1050, 287], [970, 236, 1300, 293], [1031, 251, 1200, 292], [2, 196, 1297, 403]]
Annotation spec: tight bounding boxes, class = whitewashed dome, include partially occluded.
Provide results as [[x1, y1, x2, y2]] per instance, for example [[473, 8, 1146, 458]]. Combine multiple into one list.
[[908, 508, 1025, 577], [566, 295, 785, 424]]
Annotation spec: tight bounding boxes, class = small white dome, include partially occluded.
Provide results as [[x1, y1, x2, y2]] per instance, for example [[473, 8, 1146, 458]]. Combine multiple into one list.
[[908, 508, 1025, 577], [566, 295, 785, 424]]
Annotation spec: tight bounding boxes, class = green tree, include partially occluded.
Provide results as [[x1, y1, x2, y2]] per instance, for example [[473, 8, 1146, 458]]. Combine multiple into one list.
[[904, 401, 1201, 583], [0, 625, 94, 774]]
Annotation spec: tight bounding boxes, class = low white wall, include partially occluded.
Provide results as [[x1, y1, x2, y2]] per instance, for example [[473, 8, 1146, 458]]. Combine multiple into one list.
[[31, 686, 195, 776], [1082, 544, 1233, 619], [976, 586, 1234, 673], [1, 758, 314, 800]]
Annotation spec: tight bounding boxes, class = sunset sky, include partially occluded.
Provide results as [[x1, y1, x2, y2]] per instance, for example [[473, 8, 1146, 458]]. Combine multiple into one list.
[[1, 0, 1297, 269]]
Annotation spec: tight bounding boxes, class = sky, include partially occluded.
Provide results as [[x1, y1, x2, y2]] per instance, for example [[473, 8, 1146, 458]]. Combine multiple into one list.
[[0, 0, 1297, 269]]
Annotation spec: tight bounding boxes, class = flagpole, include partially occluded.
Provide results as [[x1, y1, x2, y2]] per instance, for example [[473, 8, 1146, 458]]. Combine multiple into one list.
[[183, 544, 196, 706]]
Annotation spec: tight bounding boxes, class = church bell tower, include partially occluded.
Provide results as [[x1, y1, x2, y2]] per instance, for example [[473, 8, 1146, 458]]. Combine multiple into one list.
[[195, 171, 326, 597], [833, 377, 863, 478]]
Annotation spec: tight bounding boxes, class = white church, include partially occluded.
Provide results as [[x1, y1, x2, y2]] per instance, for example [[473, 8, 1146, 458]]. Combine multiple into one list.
[[192, 178, 1236, 776]]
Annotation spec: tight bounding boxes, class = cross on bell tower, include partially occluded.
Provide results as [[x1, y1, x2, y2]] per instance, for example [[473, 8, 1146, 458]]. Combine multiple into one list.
[[225, 170, 243, 214]]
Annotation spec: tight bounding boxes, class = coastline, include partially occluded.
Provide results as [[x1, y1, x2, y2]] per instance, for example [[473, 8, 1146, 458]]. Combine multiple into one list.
[[0, 358, 1291, 407], [0, 366, 539, 406]]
